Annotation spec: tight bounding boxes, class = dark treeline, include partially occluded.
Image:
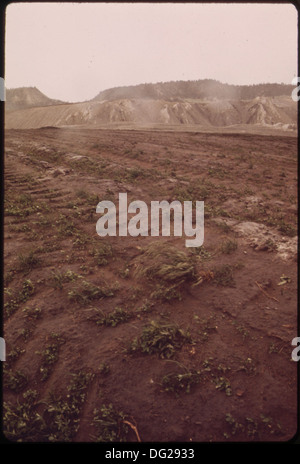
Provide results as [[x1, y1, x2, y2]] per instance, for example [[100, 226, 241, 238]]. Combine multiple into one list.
[[93, 79, 294, 102]]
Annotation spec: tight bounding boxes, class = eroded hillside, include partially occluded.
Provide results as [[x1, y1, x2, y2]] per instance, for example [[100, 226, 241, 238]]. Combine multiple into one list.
[[5, 80, 297, 132]]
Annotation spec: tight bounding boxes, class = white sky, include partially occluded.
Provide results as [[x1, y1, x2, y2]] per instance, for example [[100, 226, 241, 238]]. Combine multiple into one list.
[[5, 2, 298, 102]]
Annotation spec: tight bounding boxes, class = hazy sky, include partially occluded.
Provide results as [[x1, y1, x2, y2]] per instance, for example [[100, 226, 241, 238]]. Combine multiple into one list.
[[5, 2, 298, 102]]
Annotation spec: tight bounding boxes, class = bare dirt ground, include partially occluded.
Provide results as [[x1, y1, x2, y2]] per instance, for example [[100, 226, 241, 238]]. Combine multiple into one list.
[[3, 127, 298, 443]]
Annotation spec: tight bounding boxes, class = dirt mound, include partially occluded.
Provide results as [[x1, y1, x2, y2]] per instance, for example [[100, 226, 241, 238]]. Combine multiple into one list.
[[5, 96, 297, 131], [5, 80, 297, 131], [5, 87, 65, 111]]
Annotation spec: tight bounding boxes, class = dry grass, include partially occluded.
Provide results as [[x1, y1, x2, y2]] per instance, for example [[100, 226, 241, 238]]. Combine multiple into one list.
[[133, 241, 213, 301], [133, 242, 197, 300], [134, 241, 198, 285]]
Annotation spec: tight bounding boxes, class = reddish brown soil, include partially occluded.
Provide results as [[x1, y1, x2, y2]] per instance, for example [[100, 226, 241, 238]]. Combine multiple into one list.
[[3, 127, 298, 443]]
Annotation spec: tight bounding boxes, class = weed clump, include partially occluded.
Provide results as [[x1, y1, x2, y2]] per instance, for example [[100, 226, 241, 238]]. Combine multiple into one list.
[[5, 193, 49, 218], [129, 320, 192, 359], [18, 250, 41, 274], [3, 371, 94, 442], [3, 369, 28, 393], [4, 279, 35, 318], [96, 307, 133, 327], [161, 368, 202, 394], [90, 243, 113, 266], [134, 242, 210, 301], [3, 390, 45, 441], [134, 242, 197, 283], [213, 264, 236, 287], [92, 404, 130, 442], [44, 371, 94, 441], [68, 280, 116, 306], [220, 239, 238, 255], [51, 269, 82, 289], [37, 333, 66, 381]]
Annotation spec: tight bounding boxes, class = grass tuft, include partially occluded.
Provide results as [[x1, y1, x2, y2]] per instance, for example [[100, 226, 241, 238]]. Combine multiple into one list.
[[129, 320, 192, 359], [133, 242, 210, 300]]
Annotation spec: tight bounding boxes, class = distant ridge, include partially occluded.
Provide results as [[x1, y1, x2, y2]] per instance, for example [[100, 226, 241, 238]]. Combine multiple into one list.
[[5, 80, 297, 132], [5, 86, 66, 111], [92, 79, 294, 102]]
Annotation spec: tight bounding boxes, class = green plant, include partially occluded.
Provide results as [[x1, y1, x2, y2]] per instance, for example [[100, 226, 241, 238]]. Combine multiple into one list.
[[3, 390, 45, 441], [225, 413, 244, 436], [8, 223, 31, 233], [36, 242, 61, 254], [213, 376, 232, 396], [191, 246, 212, 260], [6, 347, 25, 367], [193, 314, 217, 341], [239, 357, 256, 375], [18, 251, 41, 274], [33, 213, 51, 227], [134, 301, 154, 318], [45, 371, 94, 442], [150, 283, 183, 301], [220, 238, 238, 254], [207, 165, 228, 179], [92, 404, 130, 442], [232, 321, 249, 340], [213, 264, 235, 287], [90, 243, 113, 266], [72, 231, 90, 249], [68, 280, 116, 306], [118, 265, 130, 279], [129, 320, 192, 359], [125, 167, 146, 181], [5, 193, 49, 218], [55, 214, 77, 237], [20, 327, 33, 341], [260, 414, 282, 436], [37, 333, 65, 381], [172, 181, 211, 203], [134, 241, 202, 301], [96, 307, 133, 327], [161, 367, 202, 394], [226, 406, 281, 439], [22, 306, 42, 320], [4, 368, 28, 392], [4, 279, 35, 318], [246, 417, 258, 437], [277, 220, 296, 237], [51, 269, 82, 289], [269, 343, 281, 354], [99, 362, 111, 375]]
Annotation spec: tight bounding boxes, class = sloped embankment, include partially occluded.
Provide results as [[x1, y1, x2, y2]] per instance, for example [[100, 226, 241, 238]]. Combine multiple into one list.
[[5, 95, 297, 130]]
